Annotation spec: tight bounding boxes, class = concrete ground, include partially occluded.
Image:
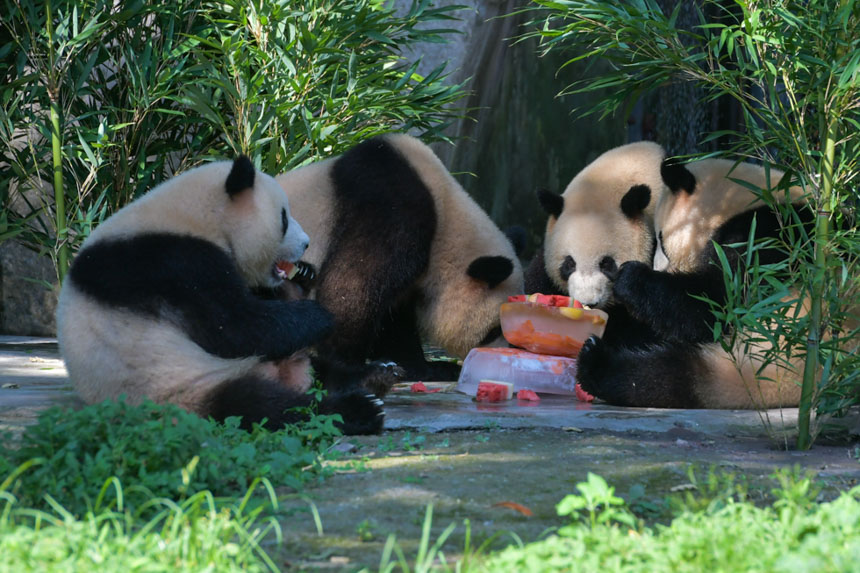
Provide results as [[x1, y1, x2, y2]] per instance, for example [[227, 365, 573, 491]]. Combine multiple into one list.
[[2, 335, 859, 570], [0, 335, 820, 440]]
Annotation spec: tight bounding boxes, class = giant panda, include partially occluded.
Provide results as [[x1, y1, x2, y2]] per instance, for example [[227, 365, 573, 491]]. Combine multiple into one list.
[[524, 141, 666, 349], [526, 141, 663, 304], [275, 134, 524, 381], [576, 157, 812, 409], [57, 157, 386, 434]]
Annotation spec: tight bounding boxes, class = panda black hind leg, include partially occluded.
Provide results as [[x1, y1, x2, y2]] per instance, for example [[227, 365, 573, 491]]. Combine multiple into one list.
[[368, 298, 462, 381], [311, 354, 405, 398], [577, 336, 710, 409], [207, 375, 384, 435]]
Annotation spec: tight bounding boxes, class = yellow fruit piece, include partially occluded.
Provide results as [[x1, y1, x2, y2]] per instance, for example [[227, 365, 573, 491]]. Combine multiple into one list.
[[558, 307, 583, 320]]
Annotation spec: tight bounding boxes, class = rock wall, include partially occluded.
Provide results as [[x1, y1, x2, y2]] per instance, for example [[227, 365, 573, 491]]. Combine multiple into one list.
[[0, 242, 58, 336], [398, 0, 627, 258]]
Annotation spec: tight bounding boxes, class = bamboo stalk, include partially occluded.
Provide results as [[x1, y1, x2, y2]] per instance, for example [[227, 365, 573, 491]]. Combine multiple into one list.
[[45, 0, 69, 283], [796, 117, 836, 450]]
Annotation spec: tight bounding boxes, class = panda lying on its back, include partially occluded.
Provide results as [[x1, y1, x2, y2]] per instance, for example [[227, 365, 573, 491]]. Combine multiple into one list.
[[576, 157, 810, 409], [57, 157, 386, 434], [277, 134, 525, 381]]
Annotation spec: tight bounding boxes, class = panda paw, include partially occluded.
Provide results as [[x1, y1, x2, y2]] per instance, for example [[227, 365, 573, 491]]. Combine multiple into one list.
[[362, 361, 405, 398], [319, 391, 385, 435], [576, 335, 609, 396], [612, 261, 652, 306]]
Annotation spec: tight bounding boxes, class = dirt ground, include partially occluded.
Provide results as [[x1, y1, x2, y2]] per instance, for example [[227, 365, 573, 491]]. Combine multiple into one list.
[[275, 392, 860, 571]]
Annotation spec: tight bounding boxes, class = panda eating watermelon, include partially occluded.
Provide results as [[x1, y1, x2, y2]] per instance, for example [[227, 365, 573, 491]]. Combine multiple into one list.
[[57, 156, 389, 434], [576, 157, 811, 409], [527, 141, 811, 409]]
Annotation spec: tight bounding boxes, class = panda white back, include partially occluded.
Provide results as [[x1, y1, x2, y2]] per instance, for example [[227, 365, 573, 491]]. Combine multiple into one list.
[[276, 134, 524, 381]]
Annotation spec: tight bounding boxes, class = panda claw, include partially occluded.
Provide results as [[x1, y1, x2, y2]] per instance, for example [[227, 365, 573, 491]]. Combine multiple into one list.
[[372, 398, 384, 407]]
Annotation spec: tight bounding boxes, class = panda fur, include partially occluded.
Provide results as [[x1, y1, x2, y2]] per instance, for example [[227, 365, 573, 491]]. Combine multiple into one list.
[[576, 157, 812, 409], [524, 141, 666, 349], [525, 142, 663, 307], [276, 134, 524, 381], [57, 157, 385, 434]]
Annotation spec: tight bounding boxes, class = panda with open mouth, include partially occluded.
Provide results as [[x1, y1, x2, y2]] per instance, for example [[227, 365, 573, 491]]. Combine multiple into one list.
[[57, 156, 389, 434]]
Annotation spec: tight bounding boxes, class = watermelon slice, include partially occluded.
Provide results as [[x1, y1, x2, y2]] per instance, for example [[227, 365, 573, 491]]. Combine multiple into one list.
[[517, 389, 540, 402], [275, 261, 300, 280], [507, 294, 584, 308], [575, 383, 595, 403], [410, 382, 442, 393], [476, 380, 515, 402]]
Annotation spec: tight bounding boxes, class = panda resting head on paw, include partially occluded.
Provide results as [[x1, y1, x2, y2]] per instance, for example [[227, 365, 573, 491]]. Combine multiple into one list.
[[57, 157, 385, 435], [575, 155, 811, 410], [531, 141, 664, 309]]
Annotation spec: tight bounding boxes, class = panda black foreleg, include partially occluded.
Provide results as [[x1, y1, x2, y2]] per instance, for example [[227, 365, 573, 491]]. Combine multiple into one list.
[[207, 375, 384, 435], [577, 336, 709, 408], [613, 261, 724, 343]]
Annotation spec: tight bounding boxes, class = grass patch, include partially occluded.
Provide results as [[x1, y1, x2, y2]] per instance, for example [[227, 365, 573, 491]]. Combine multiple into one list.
[[367, 470, 860, 572], [0, 479, 283, 572], [0, 398, 342, 516], [0, 398, 346, 570]]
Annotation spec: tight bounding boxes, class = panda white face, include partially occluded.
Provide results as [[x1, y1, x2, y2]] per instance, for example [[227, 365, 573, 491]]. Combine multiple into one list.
[[546, 212, 621, 308], [539, 168, 656, 309], [225, 169, 309, 289]]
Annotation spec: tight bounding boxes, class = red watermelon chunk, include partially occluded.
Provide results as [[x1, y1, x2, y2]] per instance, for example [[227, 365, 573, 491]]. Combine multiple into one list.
[[575, 383, 595, 403], [476, 380, 514, 402], [410, 382, 442, 393], [506, 293, 584, 308], [517, 389, 540, 402]]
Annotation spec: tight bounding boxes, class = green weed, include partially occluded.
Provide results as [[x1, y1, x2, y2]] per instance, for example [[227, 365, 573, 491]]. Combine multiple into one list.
[[0, 478, 283, 572], [0, 398, 341, 516], [473, 470, 860, 572]]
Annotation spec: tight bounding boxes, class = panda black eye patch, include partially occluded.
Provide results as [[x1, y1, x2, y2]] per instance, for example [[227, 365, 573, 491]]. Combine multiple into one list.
[[599, 256, 618, 279], [559, 255, 576, 281], [281, 207, 288, 236]]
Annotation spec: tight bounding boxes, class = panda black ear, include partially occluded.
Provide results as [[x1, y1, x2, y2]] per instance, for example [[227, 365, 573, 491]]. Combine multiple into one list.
[[225, 155, 256, 198], [537, 189, 564, 219], [620, 184, 651, 219], [467, 256, 514, 289], [660, 158, 696, 194], [504, 225, 527, 257]]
